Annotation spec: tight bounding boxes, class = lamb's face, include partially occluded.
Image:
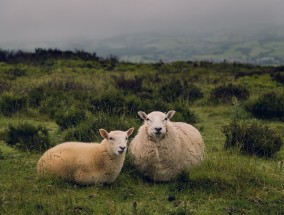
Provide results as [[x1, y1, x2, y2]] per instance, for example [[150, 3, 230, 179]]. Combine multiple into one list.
[[99, 128, 134, 156], [138, 110, 175, 142]]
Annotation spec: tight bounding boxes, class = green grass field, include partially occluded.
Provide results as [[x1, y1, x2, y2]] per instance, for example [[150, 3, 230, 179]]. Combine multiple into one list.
[[0, 53, 284, 214]]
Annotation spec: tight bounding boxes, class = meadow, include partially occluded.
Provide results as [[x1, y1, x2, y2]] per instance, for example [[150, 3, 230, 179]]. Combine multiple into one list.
[[0, 50, 284, 214]]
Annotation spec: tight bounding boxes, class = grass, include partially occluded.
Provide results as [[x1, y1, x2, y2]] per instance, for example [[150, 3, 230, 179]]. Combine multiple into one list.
[[0, 53, 284, 214], [1, 106, 283, 214], [1, 140, 283, 214]]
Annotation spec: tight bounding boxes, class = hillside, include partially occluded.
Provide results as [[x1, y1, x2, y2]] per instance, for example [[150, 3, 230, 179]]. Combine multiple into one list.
[[92, 26, 284, 65], [0, 51, 283, 214]]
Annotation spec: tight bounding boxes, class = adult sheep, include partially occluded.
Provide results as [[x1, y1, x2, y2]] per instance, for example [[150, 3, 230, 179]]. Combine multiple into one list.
[[129, 110, 204, 182], [37, 128, 134, 185]]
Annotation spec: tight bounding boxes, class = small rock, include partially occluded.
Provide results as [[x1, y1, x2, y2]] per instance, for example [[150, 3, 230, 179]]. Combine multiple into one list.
[[168, 195, 176, 202]]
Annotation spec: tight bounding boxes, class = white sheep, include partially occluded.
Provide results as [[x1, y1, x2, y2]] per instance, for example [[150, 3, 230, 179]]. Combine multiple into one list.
[[37, 128, 134, 185], [129, 110, 205, 182]]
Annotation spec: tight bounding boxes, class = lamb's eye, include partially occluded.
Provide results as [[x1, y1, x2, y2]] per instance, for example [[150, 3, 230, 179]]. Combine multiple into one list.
[[146, 118, 150, 121], [126, 137, 128, 140], [109, 137, 114, 140], [164, 117, 168, 121]]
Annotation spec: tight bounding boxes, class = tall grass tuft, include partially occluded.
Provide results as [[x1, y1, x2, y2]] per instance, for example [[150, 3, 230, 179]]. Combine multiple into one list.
[[55, 108, 87, 130], [159, 80, 203, 103], [210, 83, 249, 103], [0, 149, 4, 160], [5, 122, 51, 152], [62, 112, 139, 142], [271, 72, 284, 84], [0, 93, 27, 116], [159, 80, 185, 102], [4, 68, 26, 80], [222, 119, 283, 157], [115, 75, 144, 93], [246, 91, 284, 121], [0, 80, 11, 94]]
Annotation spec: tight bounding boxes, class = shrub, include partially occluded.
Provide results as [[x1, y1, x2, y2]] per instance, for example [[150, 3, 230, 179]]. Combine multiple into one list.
[[138, 98, 169, 114], [62, 113, 138, 142], [187, 85, 204, 102], [124, 96, 142, 116], [103, 55, 119, 70], [0, 80, 11, 94], [5, 123, 50, 152], [4, 69, 26, 80], [0, 149, 4, 160], [271, 72, 284, 84], [159, 80, 184, 102], [92, 113, 138, 134], [62, 118, 97, 142], [136, 88, 154, 99], [222, 119, 283, 157], [90, 94, 166, 117], [210, 84, 249, 103], [55, 108, 87, 130], [43, 75, 92, 93], [0, 93, 27, 116], [246, 92, 284, 121], [170, 104, 197, 123], [159, 81, 203, 103], [115, 75, 143, 93], [39, 93, 75, 118], [115, 75, 154, 99], [28, 86, 46, 107], [89, 94, 125, 116]]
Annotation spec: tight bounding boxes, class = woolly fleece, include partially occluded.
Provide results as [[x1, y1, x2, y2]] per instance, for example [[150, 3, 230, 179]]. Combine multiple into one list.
[[129, 121, 204, 182], [37, 129, 134, 185]]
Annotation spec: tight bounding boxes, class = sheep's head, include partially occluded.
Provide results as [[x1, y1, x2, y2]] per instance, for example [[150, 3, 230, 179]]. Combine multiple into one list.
[[99, 128, 134, 156], [138, 110, 175, 142]]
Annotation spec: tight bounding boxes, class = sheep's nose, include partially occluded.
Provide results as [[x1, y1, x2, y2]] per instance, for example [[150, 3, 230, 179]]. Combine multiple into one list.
[[119, 146, 126, 151], [155, 127, 162, 132]]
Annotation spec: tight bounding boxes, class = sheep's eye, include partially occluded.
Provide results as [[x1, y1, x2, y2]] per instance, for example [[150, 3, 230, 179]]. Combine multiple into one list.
[[146, 118, 150, 121], [126, 137, 128, 140], [164, 117, 168, 121], [109, 137, 114, 140]]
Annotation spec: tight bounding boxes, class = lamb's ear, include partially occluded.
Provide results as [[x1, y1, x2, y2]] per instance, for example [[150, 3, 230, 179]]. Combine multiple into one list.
[[99, 129, 109, 139], [126, 127, 134, 137], [166, 110, 176, 120], [138, 111, 148, 120]]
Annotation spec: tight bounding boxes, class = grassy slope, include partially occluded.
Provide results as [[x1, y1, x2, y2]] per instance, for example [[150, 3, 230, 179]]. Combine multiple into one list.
[[0, 59, 284, 214]]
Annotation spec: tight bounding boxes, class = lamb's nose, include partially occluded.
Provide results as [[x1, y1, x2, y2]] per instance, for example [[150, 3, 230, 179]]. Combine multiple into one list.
[[155, 127, 162, 132]]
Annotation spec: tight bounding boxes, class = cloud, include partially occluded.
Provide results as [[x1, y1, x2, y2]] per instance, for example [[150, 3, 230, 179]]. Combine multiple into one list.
[[0, 0, 283, 49]]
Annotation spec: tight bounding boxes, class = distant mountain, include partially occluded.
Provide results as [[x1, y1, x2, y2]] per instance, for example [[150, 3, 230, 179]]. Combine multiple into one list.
[[2, 25, 283, 65], [90, 25, 284, 65]]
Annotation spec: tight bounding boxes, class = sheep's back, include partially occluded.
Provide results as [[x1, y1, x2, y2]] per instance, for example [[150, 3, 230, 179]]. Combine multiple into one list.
[[173, 122, 205, 164], [37, 142, 101, 179]]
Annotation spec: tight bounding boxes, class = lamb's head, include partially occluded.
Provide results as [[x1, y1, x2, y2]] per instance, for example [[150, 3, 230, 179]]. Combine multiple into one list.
[[99, 128, 134, 156], [138, 110, 175, 142]]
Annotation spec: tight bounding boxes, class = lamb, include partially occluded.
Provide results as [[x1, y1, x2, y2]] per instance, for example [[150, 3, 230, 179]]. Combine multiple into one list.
[[37, 128, 134, 185], [129, 110, 205, 182]]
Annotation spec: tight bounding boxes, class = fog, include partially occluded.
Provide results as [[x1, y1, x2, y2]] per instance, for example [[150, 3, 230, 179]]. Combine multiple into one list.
[[0, 0, 283, 50]]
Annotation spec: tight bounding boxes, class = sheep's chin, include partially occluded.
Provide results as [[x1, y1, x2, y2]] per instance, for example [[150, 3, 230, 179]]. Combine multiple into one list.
[[117, 150, 125, 155], [148, 132, 165, 142]]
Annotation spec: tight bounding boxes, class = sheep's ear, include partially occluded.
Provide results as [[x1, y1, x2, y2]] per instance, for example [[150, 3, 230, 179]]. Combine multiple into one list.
[[126, 127, 134, 137], [138, 111, 148, 120], [166, 110, 176, 120], [99, 129, 109, 139]]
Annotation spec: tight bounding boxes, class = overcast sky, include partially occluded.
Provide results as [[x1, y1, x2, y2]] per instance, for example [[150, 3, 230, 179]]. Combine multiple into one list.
[[0, 0, 283, 50]]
